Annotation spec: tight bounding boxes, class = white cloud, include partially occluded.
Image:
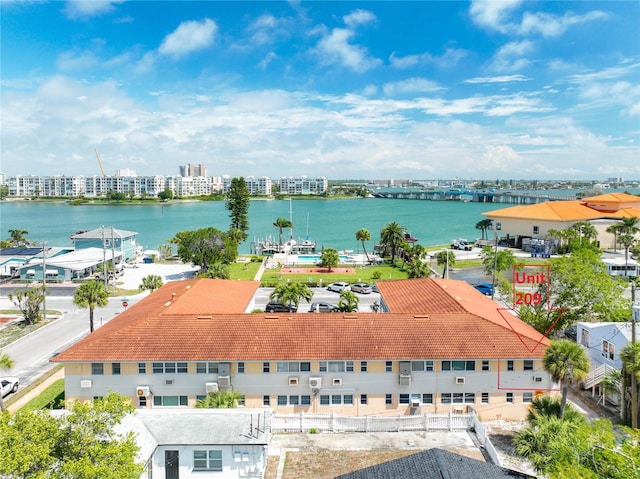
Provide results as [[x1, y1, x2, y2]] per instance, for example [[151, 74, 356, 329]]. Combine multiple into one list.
[[245, 14, 292, 46], [519, 10, 609, 38], [490, 40, 535, 72], [63, 0, 124, 20], [158, 19, 218, 59], [383, 78, 443, 96], [469, 0, 522, 33], [390, 48, 467, 70], [343, 9, 377, 28], [464, 75, 530, 84]]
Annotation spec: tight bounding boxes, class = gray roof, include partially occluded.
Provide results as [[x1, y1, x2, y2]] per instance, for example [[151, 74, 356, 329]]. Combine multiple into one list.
[[335, 448, 535, 479], [125, 409, 271, 448], [71, 227, 137, 239]]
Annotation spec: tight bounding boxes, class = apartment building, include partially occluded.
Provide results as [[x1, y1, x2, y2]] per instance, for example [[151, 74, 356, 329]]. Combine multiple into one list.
[[221, 175, 272, 196], [53, 278, 554, 420], [278, 176, 328, 195]]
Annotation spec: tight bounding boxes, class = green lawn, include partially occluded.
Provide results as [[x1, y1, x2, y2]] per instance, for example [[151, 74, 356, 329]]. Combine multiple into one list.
[[260, 263, 408, 287], [19, 379, 65, 410]]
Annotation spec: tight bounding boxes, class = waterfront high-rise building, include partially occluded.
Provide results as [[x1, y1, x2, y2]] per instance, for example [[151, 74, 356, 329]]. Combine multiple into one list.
[[179, 163, 208, 177]]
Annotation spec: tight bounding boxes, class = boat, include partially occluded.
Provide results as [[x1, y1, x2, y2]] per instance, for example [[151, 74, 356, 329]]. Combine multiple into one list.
[[403, 232, 418, 243]]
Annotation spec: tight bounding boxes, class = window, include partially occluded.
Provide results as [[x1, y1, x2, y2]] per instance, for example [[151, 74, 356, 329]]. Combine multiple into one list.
[[237, 362, 245, 373], [441, 360, 475, 371], [602, 340, 615, 361], [411, 360, 434, 372], [263, 395, 271, 406], [400, 394, 410, 404], [399, 393, 432, 405], [112, 363, 121, 375], [482, 393, 489, 404], [153, 396, 188, 407], [91, 363, 104, 375], [441, 393, 475, 404], [196, 362, 219, 374], [263, 362, 270, 373], [319, 395, 353, 405], [496, 222, 502, 231], [360, 394, 368, 405], [385, 361, 393, 372], [138, 362, 146, 374], [277, 395, 287, 406], [523, 360, 534, 371], [319, 361, 353, 373], [239, 395, 246, 407], [193, 450, 222, 471], [276, 395, 311, 406], [385, 394, 393, 405], [441, 393, 452, 404], [138, 396, 147, 408], [523, 392, 533, 403], [581, 329, 590, 347], [506, 393, 514, 403], [533, 226, 539, 235], [153, 362, 187, 374], [360, 361, 368, 372], [482, 360, 490, 371], [507, 360, 514, 371], [277, 361, 311, 373]]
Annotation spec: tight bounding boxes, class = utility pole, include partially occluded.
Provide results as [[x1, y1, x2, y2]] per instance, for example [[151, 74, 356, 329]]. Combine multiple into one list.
[[42, 241, 47, 322], [491, 222, 498, 300], [102, 226, 107, 289], [632, 284, 637, 429]]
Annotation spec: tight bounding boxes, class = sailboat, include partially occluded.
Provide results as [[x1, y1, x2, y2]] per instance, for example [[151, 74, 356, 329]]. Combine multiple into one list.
[[289, 200, 316, 254]]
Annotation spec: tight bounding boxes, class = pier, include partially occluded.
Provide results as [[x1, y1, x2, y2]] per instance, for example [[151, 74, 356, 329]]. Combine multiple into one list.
[[372, 190, 575, 204]]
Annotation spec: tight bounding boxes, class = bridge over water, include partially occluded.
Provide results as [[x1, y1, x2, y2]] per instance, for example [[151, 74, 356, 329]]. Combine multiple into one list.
[[372, 190, 576, 204]]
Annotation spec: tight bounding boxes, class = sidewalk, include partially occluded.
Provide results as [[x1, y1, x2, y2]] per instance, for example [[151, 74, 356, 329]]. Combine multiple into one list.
[[7, 367, 64, 413]]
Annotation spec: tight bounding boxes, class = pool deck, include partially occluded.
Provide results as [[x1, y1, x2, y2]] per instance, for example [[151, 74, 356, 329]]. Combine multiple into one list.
[[280, 267, 356, 274]]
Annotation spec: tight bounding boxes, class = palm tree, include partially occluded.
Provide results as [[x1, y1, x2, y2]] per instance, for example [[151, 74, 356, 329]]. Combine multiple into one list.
[[0, 353, 15, 412], [525, 395, 585, 425], [606, 223, 623, 252], [73, 280, 109, 333], [621, 342, 640, 428], [380, 221, 405, 264], [204, 262, 230, 279], [196, 389, 243, 408], [336, 290, 359, 312], [273, 217, 293, 248], [475, 219, 493, 241], [269, 282, 313, 310], [435, 250, 455, 278], [543, 339, 590, 418], [619, 233, 638, 277], [139, 274, 163, 292], [320, 248, 339, 272], [8, 229, 29, 246], [355, 228, 371, 263]]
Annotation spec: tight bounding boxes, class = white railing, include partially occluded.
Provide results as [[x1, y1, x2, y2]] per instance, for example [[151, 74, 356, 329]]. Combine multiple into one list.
[[271, 411, 474, 433], [582, 363, 619, 390]]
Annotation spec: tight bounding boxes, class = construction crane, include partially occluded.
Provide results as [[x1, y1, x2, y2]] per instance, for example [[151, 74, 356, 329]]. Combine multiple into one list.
[[94, 148, 106, 177]]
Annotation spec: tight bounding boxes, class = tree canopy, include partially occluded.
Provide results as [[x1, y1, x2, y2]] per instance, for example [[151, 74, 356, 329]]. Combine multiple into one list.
[[225, 177, 250, 243], [380, 221, 406, 263], [273, 217, 293, 247], [355, 228, 371, 263], [8, 286, 46, 325], [171, 227, 238, 270], [0, 353, 15, 412], [73, 280, 109, 333], [0, 392, 144, 479], [543, 339, 590, 418], [320, 248, 339, 272], [139, 274, 163, 292], [269, 282, 313, 309]]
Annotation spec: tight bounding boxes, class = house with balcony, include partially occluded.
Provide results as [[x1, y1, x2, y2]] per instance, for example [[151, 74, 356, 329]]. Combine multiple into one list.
[[71, 226, 139, 262], [483, 192, 640, 250], [53, 278, 554, 420]]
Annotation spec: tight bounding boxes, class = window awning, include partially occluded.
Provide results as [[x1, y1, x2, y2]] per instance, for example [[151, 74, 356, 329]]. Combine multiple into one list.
[[45, 269, 58, 275], [26, 269, 36, 275]]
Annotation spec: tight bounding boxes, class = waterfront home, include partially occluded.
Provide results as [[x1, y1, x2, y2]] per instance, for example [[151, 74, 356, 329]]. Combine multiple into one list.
[[71, 226, 139, 262], [17, 247, 122, 282], [123, 409, 270, 479], [483, 192, 640, 250], [53, 278, 554, 420]]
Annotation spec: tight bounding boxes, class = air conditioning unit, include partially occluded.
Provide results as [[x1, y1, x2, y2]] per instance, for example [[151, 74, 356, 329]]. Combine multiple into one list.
[[455, 377, 465, 384], [533, 376, 543, 382], [136, 386, 150, 397], [80, 380, 92, 388], [205, 382, 219, 393], [332, 378, 343, 386], [288, 377, 299, 386], [165, 379, 174, 385], [309, 377, 322, 389], [399, 374, 411, 386], [411, 399, 421, 407], [218, 376, 231, 388]]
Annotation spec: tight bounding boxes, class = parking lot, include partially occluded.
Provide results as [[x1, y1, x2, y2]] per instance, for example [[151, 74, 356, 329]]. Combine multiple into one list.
[[254, 286, 381, 313]]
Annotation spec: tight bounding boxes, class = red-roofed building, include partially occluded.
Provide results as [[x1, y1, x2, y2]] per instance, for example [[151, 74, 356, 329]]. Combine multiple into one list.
[[53, 278, 554, 420], [483, 193, 640, 250]]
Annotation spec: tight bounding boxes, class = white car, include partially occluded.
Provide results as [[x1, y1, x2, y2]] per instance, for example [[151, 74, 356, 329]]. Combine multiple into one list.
[[327, 282, 350, 293], [1, 377, 19, 397]]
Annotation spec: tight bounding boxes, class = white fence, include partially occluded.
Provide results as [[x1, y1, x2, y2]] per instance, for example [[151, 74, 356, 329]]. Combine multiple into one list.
[[271, 411, 474, 433]]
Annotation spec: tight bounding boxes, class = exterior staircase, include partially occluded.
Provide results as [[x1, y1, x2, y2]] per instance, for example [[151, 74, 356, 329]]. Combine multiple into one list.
[[582, 363, 618, 390]]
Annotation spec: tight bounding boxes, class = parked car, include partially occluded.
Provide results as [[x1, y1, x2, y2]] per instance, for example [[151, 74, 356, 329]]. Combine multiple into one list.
[[473, 283, 494, 296], [451, 238, 473, 251], [350, 283, 373, 294], [371, 284, 379, 294], [1, 377, 19, 397], [264, 301, 297, 313], [309, 302, 337, 313], [327, 282, 350, 293]]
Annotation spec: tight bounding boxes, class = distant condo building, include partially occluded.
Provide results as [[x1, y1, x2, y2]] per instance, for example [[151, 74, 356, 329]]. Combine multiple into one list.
[[4, 173, 327, 198], [179, 163, 208, 177]]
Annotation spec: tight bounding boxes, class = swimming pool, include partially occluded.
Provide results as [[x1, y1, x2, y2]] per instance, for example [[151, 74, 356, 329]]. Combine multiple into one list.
[[296, 254, 353, 263]]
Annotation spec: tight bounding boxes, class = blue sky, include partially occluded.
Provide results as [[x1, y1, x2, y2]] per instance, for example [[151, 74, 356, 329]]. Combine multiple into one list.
[[1, 1, 639, 180]]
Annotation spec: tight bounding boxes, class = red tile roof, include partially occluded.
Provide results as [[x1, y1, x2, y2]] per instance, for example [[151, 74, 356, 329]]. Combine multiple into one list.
[[53, 279, 548, 363]]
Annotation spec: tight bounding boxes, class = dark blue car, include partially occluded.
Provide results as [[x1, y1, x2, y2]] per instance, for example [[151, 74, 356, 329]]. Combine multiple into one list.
[[474, 283, 494, 296]]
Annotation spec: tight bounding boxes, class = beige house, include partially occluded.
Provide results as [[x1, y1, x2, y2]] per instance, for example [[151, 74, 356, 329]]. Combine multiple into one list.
[[483, 192, 640, 250], [53, 278, 555, 420]]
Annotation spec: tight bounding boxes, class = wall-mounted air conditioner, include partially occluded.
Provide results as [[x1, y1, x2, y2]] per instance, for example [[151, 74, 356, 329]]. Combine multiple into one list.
[[533, 376, 543, 382], [289, 377, 299, 386], [80, 380, 92, 388], [455, 377, 465, 384], [411, 399, 421, 407], [399, 374, 411, 386], [218, 376, 231, 388], [309, 377, 322, 389], [136, 386, 150, 397], [332, 378, 343, 386], [205, 382, 219, 393], [165, 379, 173, 385]]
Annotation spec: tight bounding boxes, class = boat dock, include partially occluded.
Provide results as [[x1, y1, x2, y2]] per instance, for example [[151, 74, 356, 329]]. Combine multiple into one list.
[[372, 190, 575, 204]]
